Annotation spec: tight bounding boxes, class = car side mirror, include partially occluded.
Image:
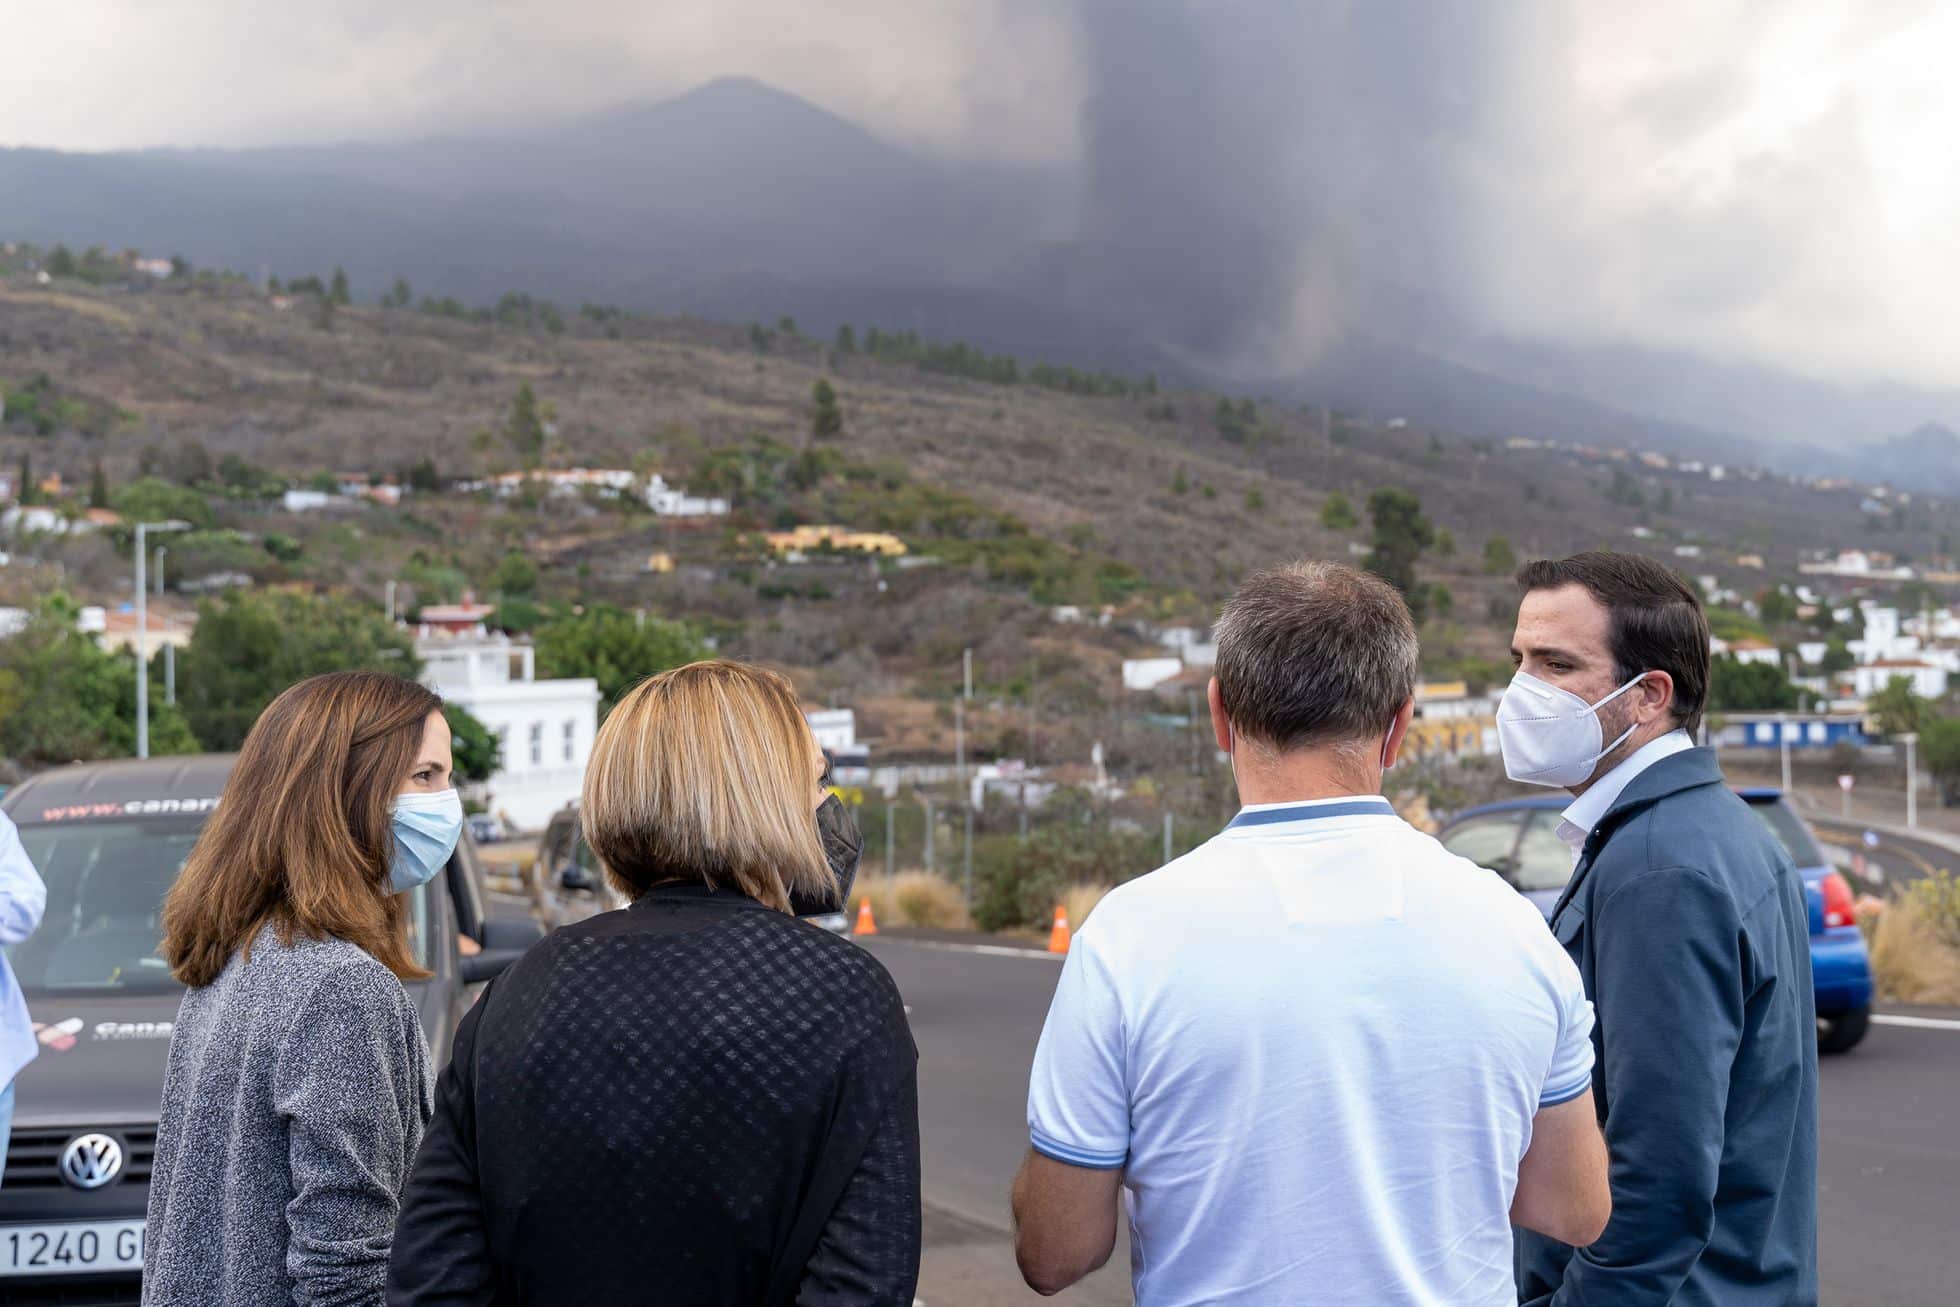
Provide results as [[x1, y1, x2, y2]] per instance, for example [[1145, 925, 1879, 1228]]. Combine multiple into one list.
[[460, 918, 544, 984]]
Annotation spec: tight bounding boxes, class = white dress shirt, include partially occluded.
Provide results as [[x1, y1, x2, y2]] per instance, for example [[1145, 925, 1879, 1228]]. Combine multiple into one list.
[[1556, 729, 1696, 863], [0, 811, 49, 1087]]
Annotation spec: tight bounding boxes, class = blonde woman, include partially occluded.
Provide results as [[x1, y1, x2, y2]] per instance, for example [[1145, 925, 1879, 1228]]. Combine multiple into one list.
[[389, 660, 919, 1305]]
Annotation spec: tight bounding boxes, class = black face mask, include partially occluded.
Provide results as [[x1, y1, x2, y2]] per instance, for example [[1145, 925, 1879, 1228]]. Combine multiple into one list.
[[796, 793, 863, 916]]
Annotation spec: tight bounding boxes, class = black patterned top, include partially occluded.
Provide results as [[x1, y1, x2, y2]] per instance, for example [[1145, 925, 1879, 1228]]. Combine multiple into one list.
[[386, 883, 920, 1306]]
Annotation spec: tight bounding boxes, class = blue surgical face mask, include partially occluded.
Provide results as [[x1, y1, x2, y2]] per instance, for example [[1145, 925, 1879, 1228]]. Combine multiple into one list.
[[389, 789, 463, 893]]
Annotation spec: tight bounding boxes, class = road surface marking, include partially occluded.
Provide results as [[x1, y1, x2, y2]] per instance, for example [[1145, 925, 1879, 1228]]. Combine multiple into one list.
[[875, 938, 1063, 961], [1872, 1014, 1960, 1032]]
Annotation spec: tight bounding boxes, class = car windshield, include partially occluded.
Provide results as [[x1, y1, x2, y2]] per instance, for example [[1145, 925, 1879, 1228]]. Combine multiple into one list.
[[1746, 798, 1826, 869], [9, 816, 433, 995]]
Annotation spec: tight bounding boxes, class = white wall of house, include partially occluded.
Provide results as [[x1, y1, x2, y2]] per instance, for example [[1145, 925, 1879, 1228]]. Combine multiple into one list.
[[417, 632, 598, 831], [1851, 663, 1949, 701]]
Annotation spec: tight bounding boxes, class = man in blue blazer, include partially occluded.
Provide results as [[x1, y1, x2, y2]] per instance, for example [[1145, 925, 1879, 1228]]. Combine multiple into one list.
[[1502, 552, 1817, 1306]]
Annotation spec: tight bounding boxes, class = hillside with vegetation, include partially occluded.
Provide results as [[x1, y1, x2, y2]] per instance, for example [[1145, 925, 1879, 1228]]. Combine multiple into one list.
[[4, 243, 1958, 772]]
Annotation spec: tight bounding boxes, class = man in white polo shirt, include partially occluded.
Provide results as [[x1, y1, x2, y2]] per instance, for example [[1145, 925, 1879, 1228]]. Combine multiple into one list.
[[1012, 561, 1610, 1305]]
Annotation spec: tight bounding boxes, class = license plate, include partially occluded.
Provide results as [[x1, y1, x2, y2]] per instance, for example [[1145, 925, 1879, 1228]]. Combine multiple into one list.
[[0, 1220, 144, 1276]]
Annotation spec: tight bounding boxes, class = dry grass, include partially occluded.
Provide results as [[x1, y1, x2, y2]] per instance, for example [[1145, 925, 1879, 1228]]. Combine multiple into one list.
[[1868, 874, 1960, 1007], [1063, 883, 1114, 933], [852, 871, 970, 931]]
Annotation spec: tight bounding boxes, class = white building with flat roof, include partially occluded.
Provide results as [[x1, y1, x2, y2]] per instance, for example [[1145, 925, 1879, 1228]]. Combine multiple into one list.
[[416, 627, 599, 832]]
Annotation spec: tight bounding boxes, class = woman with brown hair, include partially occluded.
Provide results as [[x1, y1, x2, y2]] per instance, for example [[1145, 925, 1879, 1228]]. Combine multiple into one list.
[[388, 659, 920, 1305], [143, 671, 462, 1307]]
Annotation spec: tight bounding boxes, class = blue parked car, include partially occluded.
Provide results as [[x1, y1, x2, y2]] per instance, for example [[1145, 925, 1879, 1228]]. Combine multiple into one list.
[[1439, 788, 1875, 1053]]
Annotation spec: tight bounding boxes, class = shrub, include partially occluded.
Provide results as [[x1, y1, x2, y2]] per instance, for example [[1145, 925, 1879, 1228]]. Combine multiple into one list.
[[892, 872, 969, 929], [1868, 872, 1960, 1006]]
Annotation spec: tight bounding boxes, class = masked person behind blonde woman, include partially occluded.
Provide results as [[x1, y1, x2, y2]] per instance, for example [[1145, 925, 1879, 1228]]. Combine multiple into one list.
[[388, 659, 919, 1307], [144, 671, 462, 1307]]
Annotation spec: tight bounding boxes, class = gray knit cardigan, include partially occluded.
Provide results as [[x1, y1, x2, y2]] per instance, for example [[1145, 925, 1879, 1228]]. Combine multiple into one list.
[[143, 931, 433, 1306]]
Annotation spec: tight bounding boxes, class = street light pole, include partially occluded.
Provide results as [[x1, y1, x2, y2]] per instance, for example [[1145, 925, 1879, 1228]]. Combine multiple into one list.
[[134, 520, 190, 758], [164, 641, 176, 706], [1779, 711, 1792, 794], [154, 545, 166, 596], [922, 796, 935, 873], [1902, 732, 1919, 830], [135, 526, 148, 758], [955, 699, 965, 789]]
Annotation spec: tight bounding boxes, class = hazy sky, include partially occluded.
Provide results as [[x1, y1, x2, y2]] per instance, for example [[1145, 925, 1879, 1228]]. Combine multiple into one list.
[[5, 0, 1956, 395]]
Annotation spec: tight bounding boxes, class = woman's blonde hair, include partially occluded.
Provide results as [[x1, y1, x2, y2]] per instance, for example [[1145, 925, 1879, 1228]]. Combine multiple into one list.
[[581, 659, 831, 911]]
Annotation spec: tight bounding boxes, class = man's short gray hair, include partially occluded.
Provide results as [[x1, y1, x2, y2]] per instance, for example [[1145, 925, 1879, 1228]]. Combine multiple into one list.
[[1213, 560, 1419, 752]]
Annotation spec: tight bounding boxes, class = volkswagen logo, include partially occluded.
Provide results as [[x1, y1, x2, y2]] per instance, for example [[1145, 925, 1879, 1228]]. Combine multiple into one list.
[[59, 1134, 124, 1190]]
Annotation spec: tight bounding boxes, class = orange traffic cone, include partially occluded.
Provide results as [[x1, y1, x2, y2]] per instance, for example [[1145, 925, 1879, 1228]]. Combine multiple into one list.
[[852, 897, 879, 936], [1047, 904, 1071, 954]]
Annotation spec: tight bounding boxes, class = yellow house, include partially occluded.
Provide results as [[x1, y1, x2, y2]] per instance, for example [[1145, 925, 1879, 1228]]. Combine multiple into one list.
[[763, 525, 907, 557], [1403, 681, 1497, 760], [645, 551, 676, 574]]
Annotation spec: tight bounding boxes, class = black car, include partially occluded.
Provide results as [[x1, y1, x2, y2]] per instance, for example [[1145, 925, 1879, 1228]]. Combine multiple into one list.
[[0, 756, 541, 1302], [533, 804, 852, 936]]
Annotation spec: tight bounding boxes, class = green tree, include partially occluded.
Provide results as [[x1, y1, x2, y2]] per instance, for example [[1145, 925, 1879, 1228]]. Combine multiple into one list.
[[1868, 677, 1932, 738], [16, 453, 33, 506], [0, 598, 198, 764], [533, 606, 708, 717], [489, 550, 539, 598], [404, 456, 441, 493], [1435, 528, 1456, 558], [1757, 587, 1800, 626], [1170, 469, 1190, 495], [504, 383, 547, 467], [1819, 639, 1855, 675], [445, 702, 502, 784], [387, 276, 412, 308], [329, 265, 351, 305], [110, 477, 215, 531], [46, 245, 76, 277], [1244, 487, 1266, 512], [1708, 656, 1800, 712], [1364, 487, 1437, 622], [1481, 535, 1517, 577], [176, 591, 419, 749], [1319, 493, 1358, 531], [811, 378, 843, 441], [1922, 716, 1960, 805], [88, 459, 110, 510], [834, 323, 857, 353]]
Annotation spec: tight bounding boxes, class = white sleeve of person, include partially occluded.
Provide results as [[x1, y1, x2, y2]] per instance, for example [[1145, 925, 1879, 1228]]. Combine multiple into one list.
[[1540, 943, 1597, 1107], [1026, 935, 1130, 1170]]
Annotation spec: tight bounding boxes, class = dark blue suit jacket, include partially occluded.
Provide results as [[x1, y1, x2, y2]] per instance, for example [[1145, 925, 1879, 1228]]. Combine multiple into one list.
[[1517, 748, 1818, 1306]]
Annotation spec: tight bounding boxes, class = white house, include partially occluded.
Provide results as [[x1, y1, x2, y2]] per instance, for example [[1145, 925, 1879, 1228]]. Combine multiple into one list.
[[282, 489, 337, 513], [805, 708, 857, 753], [644, 475, 731, 517], [1851, 661, 1949, 701], [1797, 642, 1829, 668], [2, 505, 69, 535], [417, 628, 599, 832], [1121, 658, 1184, 692], [1727, 639, 1783, 669]]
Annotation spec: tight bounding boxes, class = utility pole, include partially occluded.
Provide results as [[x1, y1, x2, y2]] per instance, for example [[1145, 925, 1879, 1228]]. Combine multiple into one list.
[[885, 803, 895, 879], [963, 647, 973, 700], [154, 545, 166, 595], [963, 806, 974, 906], [164, 642, 176, 706], [1163, 809, 1174, 863], [386, 579, 398, 625]]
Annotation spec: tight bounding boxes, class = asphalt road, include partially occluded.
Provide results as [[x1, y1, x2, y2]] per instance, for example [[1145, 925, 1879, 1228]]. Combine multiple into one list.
[[863, 935, 1960, 1307]]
